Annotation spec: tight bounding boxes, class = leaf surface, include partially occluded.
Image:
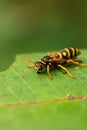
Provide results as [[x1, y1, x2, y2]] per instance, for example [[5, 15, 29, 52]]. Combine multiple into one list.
[[0, 49, 87, 130]]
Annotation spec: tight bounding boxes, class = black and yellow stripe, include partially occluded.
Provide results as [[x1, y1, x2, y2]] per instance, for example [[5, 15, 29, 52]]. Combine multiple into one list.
[[57, 47, 81, 59]]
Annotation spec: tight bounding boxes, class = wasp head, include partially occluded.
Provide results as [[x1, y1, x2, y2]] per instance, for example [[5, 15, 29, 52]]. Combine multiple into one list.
[[35, 61, 46, 73]]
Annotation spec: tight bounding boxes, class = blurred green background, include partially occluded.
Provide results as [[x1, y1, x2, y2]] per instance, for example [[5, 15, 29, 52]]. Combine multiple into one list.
[[0, 0, 87, 71]]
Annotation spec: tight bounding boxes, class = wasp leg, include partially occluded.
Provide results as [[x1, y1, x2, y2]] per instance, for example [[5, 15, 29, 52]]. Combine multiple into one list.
[[27, 65, 34, 68], [47, 65, 53, 79], [58, 64, 76, 78], [67, 59, 87, 67]]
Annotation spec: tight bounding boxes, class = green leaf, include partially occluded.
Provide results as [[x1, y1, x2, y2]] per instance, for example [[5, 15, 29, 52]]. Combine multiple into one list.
[[0, 49, 87, 130]]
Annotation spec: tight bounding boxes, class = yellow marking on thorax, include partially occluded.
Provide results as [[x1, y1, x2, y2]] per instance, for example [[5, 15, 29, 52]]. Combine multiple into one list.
[[58, 52, 63, 59], [70, 48, 75, 57], [38, 60, 46, 65], [64, 48, 70, 58], [49, 63, 52, 65]]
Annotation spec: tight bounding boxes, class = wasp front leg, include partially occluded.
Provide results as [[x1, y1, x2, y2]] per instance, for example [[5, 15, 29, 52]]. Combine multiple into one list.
[[47, 65, 53, 79]]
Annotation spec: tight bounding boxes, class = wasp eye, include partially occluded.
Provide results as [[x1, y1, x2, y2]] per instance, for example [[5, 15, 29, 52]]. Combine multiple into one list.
[[36, 64, 40, 68], [35, 62, 46, 73]]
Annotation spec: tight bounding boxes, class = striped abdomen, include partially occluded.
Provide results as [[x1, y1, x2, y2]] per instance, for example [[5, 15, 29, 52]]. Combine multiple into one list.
[[57, 48, 81, 59]]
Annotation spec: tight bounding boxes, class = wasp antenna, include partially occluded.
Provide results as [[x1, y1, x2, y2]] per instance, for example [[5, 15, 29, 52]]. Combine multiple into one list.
[[23, 58, 34, 64]]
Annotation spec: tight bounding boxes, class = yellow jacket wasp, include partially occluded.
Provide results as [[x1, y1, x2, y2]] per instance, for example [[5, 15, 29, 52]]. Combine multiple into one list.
[[23, 47, 87, 79]]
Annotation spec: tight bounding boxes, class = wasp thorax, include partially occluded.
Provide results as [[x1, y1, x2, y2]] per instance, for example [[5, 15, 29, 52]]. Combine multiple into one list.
[[41, 55, 52, 63]]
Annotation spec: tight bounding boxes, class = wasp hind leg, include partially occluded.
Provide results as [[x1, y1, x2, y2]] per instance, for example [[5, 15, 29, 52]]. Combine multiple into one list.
[[58, 64, 76, 78], [47, 65, 53, 79], [67, 59, 87, 67]]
